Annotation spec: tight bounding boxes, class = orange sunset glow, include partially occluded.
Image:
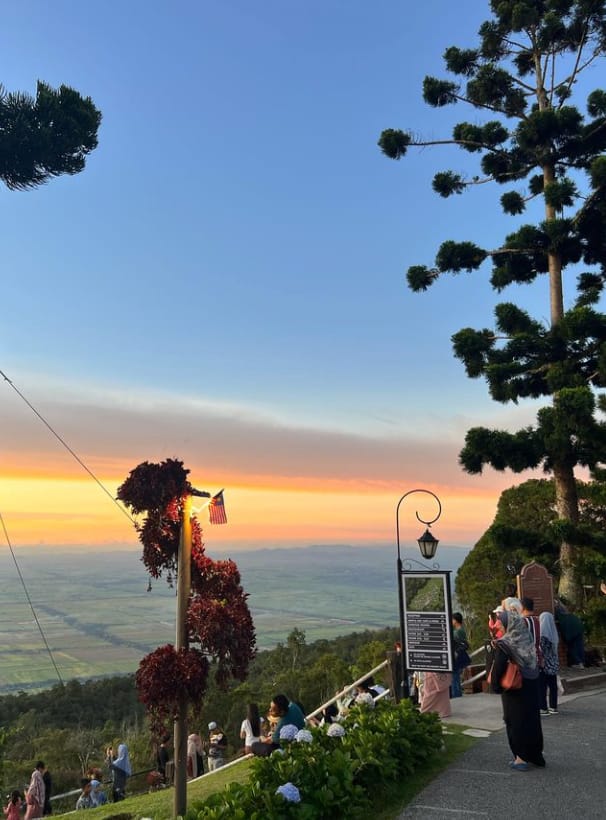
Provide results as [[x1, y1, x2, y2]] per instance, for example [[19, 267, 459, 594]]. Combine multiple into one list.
[[0, 465, 508, 549]]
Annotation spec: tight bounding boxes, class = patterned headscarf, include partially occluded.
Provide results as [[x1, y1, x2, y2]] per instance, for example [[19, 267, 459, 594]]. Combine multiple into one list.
[[497, 611, 538, 679]]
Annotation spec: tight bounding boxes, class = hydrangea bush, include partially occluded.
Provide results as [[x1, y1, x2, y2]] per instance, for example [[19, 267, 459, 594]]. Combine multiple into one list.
[[186, 700, 443, 819]]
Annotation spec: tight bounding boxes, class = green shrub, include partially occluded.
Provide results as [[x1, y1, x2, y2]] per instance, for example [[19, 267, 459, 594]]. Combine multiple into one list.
[[186, 700, 443, 819]]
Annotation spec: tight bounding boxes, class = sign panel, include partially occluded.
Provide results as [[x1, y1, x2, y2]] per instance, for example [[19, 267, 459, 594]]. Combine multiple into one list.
[[517, 561, 554, 615], [401, 571, 453, 673]]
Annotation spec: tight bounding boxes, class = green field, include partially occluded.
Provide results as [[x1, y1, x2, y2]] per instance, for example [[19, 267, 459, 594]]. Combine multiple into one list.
[[0, 544, 467, 691]]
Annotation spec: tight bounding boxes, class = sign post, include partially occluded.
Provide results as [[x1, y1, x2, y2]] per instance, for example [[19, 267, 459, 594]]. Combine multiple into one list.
[[400, 571, 454, 685]]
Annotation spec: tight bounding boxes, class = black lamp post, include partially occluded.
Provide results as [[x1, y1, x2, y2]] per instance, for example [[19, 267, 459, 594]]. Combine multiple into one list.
[[395, 489, 442, 700]]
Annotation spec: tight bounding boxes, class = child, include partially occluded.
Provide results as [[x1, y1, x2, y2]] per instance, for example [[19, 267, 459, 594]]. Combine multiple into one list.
[[4, 791, 22, 820]]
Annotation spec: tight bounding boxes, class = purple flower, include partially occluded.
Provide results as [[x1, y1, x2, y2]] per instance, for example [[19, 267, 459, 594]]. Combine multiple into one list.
[[295, 729, 313, 743], [327, 723, 345, 737]]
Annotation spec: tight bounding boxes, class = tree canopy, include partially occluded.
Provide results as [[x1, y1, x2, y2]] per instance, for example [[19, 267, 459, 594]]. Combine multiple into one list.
[[379, 0, 606, 605], [0, 80, 101, 191]]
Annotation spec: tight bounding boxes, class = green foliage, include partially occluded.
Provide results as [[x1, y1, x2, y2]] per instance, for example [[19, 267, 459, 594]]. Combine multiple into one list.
[[422, 77, 458, 107], [456, 478, 606, 626], [435, 240, 487, 272], [500, 191, 525, 215], [187, 701, 443, 820], [0, 81, 101, 190], [377, 129, 410, 159], [432, 171, 466, 196]]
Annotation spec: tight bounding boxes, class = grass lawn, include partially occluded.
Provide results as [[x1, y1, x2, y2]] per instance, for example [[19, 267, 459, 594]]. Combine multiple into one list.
[[53, 725, 475, 820], [53, 759, 253, 820]]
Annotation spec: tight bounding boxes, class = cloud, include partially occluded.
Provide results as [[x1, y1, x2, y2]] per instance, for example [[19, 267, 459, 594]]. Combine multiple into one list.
[[0, 376, 525, 492]]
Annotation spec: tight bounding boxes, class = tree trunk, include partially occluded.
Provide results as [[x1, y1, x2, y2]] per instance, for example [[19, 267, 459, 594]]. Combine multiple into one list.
[[553, 462, 581, 607]]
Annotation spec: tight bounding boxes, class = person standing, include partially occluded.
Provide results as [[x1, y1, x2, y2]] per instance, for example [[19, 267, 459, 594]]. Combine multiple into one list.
[[156, 734, 171, 781], [207, 723, 228, 771], [555, 605, 585, 668], [106, 744, 131, 802], [186, 733, 204, 779], [419, 671, 452, 718], [42, 769, 52, 816], [489, 610, 545, 771], [25, 762, 46, 820], [539, 611, 560, 715], [451, 612, 470, 698]]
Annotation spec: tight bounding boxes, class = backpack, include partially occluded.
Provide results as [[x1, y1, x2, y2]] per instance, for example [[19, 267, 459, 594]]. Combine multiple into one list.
[[525, 616, 544, 668]]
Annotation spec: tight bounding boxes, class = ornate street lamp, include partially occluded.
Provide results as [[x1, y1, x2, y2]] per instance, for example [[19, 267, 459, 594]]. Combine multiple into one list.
[[395, 489, 442, 700]]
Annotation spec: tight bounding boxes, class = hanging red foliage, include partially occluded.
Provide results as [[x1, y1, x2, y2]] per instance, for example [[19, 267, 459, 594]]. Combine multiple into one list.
[[117, 459, 256, 732], [135, 644, 209, 735]]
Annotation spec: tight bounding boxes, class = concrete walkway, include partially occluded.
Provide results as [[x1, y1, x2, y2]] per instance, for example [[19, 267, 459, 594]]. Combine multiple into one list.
[[398, 684, 606, 820]]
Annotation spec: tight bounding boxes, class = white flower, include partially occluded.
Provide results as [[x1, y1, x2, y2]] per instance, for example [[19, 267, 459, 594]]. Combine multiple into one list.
[[355, 692, 375, 708], [276, 782, 301, 803], [295, 729, 313, 743], [279, 724, 299, 741], [327, 723, 345, 737]]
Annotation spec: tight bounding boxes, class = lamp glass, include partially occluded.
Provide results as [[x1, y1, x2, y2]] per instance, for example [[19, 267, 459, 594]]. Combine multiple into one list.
[[417, 528, 439, 559]]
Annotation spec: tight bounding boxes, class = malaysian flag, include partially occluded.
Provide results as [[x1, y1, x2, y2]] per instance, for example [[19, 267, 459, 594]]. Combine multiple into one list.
[[209, 490, 227, 525]]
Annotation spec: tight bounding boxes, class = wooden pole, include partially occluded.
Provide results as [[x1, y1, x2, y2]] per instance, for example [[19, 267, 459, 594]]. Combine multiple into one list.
[[173, 494, 192, 818]]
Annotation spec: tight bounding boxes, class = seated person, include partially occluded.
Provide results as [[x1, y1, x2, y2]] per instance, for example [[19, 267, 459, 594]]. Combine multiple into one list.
[[89, 780, 107, 807], [75, 779, 92, 810], [251, 694, 305, 755], [308, 703, 338, 727]]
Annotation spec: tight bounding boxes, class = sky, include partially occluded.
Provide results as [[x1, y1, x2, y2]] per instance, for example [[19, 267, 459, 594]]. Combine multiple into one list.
[[0, 0, 569, 554]]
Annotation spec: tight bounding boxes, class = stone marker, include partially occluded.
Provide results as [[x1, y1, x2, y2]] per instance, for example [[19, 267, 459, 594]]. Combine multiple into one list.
[[517, 561, 554, 614]]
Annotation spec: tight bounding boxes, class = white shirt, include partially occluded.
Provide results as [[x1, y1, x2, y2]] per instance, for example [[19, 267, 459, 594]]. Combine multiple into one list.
[[240, 718, 260, 747]]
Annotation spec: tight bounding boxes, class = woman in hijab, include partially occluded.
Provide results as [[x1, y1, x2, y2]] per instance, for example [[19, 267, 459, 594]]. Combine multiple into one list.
[[489, 610, 545, 771], [539, 610, 560, 715], [107, 744, 131, 802]]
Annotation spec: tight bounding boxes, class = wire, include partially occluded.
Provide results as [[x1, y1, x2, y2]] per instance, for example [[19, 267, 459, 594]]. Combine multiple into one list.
[[0, 510, 64, 686], [0, 368, 136, 526]]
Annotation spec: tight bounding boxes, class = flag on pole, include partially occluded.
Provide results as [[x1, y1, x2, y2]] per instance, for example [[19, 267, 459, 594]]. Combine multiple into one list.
[[209, 490, 227, 525]]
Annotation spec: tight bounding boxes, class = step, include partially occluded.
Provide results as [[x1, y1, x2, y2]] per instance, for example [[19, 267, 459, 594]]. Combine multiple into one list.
[[560, 667, 606, 694]]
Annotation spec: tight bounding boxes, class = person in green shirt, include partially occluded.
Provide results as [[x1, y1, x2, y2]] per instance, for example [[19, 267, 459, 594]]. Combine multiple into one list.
[[252, 694, 306, 756], [270, 694, 305, 743]]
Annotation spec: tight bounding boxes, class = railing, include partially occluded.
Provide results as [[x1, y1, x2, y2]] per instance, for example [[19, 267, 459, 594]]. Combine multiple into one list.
[[305, 659, 390, 722], [463, 645, 487, 688], [37, 658, 394, 802]]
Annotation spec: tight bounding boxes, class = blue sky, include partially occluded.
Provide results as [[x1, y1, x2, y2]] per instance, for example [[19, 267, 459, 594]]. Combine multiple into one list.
[[0, 1, 564, 550]]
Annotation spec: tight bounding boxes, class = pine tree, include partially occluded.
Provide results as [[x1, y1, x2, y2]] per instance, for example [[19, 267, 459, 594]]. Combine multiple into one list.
[[379, 0, 606, 606], [0, 81, 100, 191]]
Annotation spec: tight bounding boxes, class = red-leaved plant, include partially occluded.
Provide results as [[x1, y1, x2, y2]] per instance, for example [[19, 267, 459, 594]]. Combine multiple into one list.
[[117, 459, 256, 733]]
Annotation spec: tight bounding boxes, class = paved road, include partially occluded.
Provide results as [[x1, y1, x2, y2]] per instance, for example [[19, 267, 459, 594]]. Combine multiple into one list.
[[398, 686, 606, 820]]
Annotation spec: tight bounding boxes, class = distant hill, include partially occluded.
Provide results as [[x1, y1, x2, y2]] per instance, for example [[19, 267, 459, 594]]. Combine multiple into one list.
[[0, 543, 469, 692]]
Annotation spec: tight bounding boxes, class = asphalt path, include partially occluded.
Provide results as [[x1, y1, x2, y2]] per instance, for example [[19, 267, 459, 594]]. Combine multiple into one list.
[[398, 686, 606, 820]]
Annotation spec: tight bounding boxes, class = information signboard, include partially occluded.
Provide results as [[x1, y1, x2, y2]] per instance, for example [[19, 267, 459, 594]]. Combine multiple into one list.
[[401, 571, 453, 673]]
